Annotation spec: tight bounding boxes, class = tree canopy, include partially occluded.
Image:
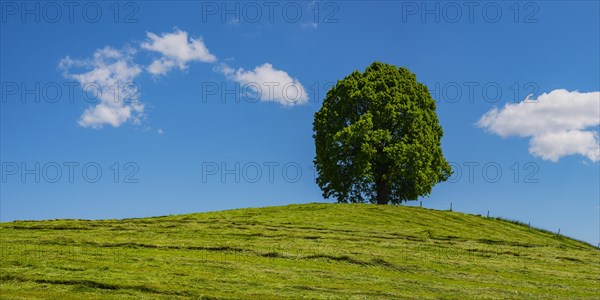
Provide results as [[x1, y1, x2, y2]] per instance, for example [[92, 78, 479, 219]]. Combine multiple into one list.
[[313, 62, 451, 204]]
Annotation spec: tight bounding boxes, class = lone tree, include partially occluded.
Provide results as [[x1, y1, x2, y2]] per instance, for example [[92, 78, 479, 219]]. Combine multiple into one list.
[[313, 62, 451, 204]]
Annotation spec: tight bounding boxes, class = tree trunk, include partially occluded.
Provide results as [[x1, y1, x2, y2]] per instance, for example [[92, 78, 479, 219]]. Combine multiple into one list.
[[376, 180, 390, 205], [375, 146, 389, 204]]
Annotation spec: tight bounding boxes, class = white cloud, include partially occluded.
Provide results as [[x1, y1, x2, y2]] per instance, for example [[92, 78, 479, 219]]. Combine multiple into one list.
[[141, 29, 216, 75], [157, 128, 164, 135], [59, 47, 145, 129], [217, 63, 308, 106], [478, 89, 600, 162]]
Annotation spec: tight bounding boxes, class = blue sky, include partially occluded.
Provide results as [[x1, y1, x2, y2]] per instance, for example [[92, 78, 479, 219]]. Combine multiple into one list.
[[1, 1, 598, 245]]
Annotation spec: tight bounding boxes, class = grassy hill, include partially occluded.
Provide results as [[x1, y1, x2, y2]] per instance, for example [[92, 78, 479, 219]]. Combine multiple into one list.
[[1, 203, 598, 299]]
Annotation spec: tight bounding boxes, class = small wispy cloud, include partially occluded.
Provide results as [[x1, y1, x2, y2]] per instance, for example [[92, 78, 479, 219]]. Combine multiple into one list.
[[303, 1, 320, 30], [300, 22, 318, 30], [227, 16, 240, 25]]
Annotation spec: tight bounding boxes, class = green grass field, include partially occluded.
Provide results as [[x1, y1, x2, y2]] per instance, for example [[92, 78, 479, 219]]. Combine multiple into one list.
[[1, 203, 598, 299]]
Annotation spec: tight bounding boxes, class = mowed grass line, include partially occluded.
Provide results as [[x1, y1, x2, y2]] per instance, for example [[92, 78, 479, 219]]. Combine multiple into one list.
[[1, 203, 599, 299]]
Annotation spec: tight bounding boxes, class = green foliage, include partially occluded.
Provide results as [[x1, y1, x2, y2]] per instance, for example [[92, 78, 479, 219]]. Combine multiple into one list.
[[313, 62, 452, 204], [1, 204, 598, 299]]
